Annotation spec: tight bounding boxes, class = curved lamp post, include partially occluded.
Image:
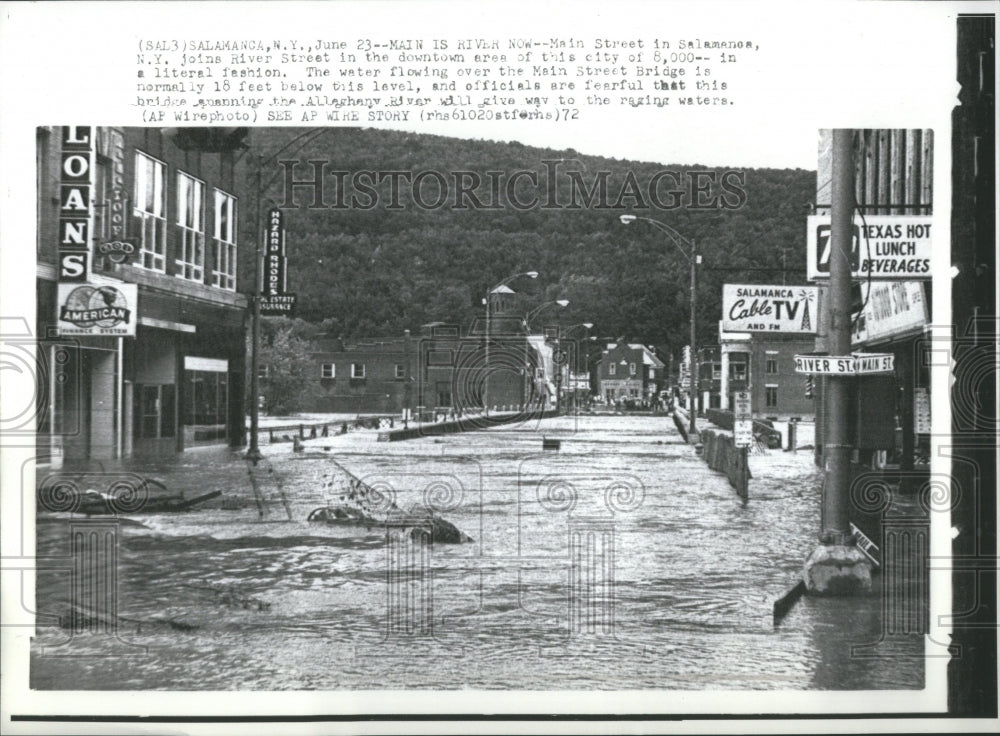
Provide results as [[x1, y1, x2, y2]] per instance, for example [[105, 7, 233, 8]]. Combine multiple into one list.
[[484, 270, 538, 415], [559, 322, 594, 412], [619, 213, 700, 441]]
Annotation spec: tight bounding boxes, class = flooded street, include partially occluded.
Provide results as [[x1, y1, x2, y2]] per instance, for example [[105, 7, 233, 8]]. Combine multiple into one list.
[[31, 414, 924, 690]]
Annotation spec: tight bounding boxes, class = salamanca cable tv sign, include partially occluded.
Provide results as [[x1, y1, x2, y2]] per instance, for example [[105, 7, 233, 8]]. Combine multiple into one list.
[[721, 284, 818, 334]]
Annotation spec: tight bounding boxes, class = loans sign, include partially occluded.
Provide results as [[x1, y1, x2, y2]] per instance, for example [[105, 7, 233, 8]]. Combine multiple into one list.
[[793, 353, 894, 375], [58, 126, 93, 282], [721, 284, 818, 334], [806, 215, 933, 281]]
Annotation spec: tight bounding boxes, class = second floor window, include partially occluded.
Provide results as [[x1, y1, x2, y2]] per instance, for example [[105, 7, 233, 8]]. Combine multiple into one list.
[[212, 189, 237, 290], [134, 151, 166, 271], [630, 362, 637, 376], [395, 364, 406, 379], [176, 172, 205, 281], [765, 358, 778, 375], [321, 363, 335, 379], [609, 363, 616, 376], [766, 385, 779, 408], [352, 363, 365, 379]]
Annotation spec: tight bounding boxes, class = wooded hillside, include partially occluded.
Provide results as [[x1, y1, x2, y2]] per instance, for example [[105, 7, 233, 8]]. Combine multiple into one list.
[[240, 127, 814, 355]]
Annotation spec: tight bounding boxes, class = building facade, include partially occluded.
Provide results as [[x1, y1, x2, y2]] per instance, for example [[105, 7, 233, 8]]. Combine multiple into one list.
[[309, 334, 414, 415], [597, 342, 664, 405], [306, 319, 556, 416], [716, 334, 815, 419], [36, 127, 250, 463], [813, 128, 934, 471]]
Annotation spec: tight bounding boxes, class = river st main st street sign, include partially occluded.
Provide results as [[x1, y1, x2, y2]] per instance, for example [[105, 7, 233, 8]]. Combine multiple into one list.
[[793, 353, 895, 375]]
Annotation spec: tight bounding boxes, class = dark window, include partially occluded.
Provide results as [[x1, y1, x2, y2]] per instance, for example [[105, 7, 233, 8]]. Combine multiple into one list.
[[182, 371, 229, 446], [138, 383, 175, 439], [765, 386, 778, 408], [435, 381, 451, 407], [766, 358, 778, 375]]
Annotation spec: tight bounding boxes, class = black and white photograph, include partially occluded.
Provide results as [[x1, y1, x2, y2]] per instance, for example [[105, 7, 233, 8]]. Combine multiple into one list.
[[0, 1, 996, 734]]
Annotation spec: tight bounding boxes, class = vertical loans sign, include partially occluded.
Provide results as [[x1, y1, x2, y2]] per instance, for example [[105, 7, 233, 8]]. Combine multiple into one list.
[[58, 126, 93, 281]]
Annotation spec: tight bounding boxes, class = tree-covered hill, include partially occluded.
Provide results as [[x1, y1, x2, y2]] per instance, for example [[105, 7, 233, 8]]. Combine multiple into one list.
[[239, 127, 814, 356]]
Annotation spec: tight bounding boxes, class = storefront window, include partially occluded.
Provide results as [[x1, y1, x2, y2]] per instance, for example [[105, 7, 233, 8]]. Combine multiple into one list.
[[182, 364, 229, 446]]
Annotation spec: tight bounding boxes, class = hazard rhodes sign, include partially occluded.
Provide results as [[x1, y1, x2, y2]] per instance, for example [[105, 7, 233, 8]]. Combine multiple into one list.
[[806, 215, 933, 281]]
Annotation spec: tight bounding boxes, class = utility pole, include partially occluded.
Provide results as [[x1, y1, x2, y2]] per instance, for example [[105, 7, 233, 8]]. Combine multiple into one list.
[[803, 129, 872, 595], [689, 241, 698, 440], [246, 154, 264, 464], [404, 328, 412, 429]]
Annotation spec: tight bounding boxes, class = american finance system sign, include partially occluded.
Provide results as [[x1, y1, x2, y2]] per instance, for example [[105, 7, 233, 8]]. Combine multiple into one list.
[[56, 283, 137, 336]]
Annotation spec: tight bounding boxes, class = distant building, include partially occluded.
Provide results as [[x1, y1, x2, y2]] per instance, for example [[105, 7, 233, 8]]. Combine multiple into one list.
[[309, 334, 414, 414], [305, 319, 557, 416], [717, 336, 815, 419], [597, 343, 664, 404], [697, 346, 722, 411]]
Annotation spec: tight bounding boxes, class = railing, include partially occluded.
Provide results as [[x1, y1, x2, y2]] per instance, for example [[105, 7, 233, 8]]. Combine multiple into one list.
[[704, 408, 783, 449]]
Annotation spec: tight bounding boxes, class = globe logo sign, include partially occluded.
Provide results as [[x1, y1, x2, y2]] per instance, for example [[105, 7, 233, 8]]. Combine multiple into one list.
[[58, 285, 132, 330]]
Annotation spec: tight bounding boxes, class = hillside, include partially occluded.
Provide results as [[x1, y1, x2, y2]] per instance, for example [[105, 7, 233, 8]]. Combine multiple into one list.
[[239, 127, 815, 355]]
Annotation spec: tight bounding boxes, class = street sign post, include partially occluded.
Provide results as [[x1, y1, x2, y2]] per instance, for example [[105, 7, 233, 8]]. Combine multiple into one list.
[[793, 353, 895, 375], [734, 419, 753, 448], [733, 390, 751, 420]]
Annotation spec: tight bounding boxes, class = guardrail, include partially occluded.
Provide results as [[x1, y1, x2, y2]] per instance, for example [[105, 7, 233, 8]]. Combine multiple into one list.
[[705, 409, 782, 449], [699, 427, 751, 500]]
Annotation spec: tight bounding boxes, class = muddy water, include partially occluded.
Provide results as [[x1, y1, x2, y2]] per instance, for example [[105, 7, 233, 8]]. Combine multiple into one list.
[[31, 415, 924, 690]]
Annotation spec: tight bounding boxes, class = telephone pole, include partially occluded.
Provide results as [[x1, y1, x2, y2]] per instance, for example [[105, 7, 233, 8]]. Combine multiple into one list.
[[803, 129, 872, 594]]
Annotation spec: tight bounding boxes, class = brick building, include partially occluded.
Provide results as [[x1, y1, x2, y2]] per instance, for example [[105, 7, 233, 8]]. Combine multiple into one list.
[[597, 342, 664, 404], [36, 127, 250, 462]]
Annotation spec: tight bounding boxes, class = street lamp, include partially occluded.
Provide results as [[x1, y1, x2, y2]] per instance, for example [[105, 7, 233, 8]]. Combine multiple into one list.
[[560, 322, 594, 413], [523, 298, 569, 328], [619, 213, 700, 441], [484, 270, 538, 415]]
